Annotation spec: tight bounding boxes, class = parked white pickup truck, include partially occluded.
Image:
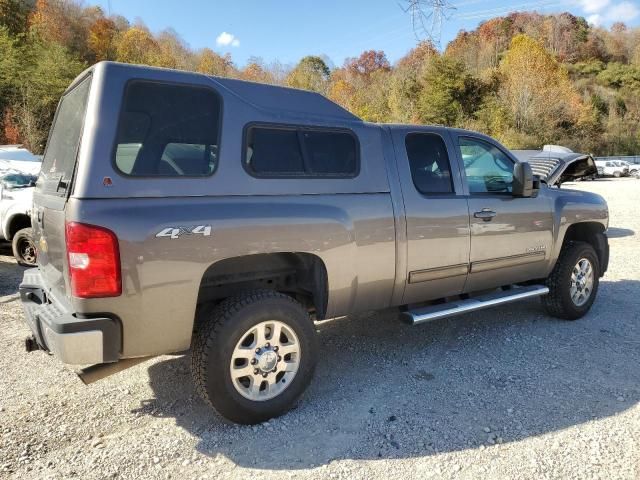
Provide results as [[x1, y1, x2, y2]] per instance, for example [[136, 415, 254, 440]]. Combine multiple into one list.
[[595, 159, 628, 177]]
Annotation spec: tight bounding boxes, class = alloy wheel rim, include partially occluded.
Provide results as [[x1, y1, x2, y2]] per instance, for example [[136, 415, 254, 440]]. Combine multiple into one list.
[[570, 257, 594, 307], [19, 238, 36, 265], [229, 320, 300, 401]]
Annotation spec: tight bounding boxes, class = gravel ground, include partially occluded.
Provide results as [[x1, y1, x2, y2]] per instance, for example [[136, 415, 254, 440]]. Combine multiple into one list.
[[1, 178, 639, 480]]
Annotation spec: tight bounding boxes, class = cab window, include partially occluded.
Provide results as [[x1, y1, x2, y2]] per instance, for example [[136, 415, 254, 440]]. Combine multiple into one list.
[[405, 133, 454, 194], [459, 137, 514, 194]]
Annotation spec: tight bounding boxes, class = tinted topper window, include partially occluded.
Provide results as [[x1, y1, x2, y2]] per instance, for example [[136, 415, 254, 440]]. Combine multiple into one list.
[[246, 126, 358, 177], [114, 81, 220, 177], [39, 77, 91, 195]]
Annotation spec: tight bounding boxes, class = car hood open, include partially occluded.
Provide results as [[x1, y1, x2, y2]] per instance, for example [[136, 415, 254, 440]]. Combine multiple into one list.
[[512, 151, 598, 186]]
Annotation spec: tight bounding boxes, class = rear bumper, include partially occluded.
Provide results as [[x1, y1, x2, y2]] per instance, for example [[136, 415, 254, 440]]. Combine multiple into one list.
[[19, 269, 121, 365]]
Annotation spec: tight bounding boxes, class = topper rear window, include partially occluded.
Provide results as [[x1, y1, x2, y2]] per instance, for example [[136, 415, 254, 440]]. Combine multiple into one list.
[[114, 81, 221, 177]]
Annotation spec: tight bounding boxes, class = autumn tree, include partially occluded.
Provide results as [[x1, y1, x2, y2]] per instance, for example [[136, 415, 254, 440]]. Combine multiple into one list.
[[116, 26, 160, 65], [286, 56, 330, 93], [4, 1, 640, 156], [0, 26, 21, 143], [13, 40, 85, 151], [87, 17, 117, 61], [29, 0, 72, 46], [417, 55, 483, 126], [155, 29, 191, 69], [196, 48, 235, 77], [499, 34, 583, 143], [240, 58, 275, 84], [0, 0, 31, 36], [329, 51, 392, 121], [389, 41, 437, 122], [0, 26, 19, 91], [345, 50, 391, 77]]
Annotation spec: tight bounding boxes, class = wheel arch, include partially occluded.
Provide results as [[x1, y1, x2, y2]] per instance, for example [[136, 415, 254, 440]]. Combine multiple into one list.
[[196, 252, 329, 320], [4, 213, 31, 241], [560, 222, 609, 276]]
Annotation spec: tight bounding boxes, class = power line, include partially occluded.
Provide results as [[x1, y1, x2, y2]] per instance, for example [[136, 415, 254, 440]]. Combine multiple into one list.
[[454, 0, 565, 20]]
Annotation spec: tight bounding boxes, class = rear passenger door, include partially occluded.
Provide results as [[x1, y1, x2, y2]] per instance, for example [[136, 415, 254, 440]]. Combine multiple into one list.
[[391, 128, 470, 305]]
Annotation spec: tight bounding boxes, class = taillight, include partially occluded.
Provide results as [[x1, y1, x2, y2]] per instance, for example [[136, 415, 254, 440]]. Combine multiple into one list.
[[65, 222, 121, 298]]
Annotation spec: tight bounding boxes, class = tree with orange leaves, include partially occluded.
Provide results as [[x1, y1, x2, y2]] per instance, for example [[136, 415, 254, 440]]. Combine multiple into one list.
[[29, 0, 72, 47], [345, 50, 391, 77], [87, 17, 117, 62]]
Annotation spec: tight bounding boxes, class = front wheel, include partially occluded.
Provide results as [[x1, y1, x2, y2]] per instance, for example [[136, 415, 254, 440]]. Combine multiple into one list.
[[191, 290, 318, 424], [542, 241, 599, 320], [12, 227, 37, 267]]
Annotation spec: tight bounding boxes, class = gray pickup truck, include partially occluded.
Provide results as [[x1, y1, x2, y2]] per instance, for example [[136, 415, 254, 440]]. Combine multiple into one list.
[[20, 62, 609, 424]]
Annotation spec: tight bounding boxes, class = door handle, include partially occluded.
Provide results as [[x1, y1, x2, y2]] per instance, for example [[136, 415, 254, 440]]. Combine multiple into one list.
[[474, 209, 496, 221]]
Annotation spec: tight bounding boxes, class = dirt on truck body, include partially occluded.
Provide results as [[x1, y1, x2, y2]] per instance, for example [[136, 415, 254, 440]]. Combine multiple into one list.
[[20, 62, 609, 424]]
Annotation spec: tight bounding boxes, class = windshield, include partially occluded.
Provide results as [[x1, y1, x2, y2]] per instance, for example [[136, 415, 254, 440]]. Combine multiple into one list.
[[1, 173, 38, 188], [38, 76, 91, 195]]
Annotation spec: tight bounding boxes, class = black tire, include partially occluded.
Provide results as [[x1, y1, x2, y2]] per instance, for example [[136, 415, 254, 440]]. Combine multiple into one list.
[[11, 227, 37, 267], [191, 290, 318, 424], [542, 241, 599, 320]]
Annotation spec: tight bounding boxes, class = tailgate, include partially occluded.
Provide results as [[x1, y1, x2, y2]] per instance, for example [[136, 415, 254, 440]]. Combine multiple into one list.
[[33, 75, 92, 299]]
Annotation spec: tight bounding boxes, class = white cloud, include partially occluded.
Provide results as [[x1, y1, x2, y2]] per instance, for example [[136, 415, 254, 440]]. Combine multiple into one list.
[[579, 0, 610, 14], [579, 0, 639, 25], [606, 1, 640, 22], [587, 13, 602, 25], [216, 32, 240, 48]]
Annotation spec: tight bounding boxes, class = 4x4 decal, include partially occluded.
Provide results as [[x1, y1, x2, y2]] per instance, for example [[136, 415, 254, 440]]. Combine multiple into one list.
[[155, 225, 212, 239]]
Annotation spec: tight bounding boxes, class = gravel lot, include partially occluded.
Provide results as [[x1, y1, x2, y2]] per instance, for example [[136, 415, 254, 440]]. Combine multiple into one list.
[[1, 178, 639, 480]]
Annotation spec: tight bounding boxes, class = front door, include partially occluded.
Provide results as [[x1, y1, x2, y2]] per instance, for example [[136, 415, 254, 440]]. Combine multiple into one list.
[[391, 128, 471, 305], [451, 134, 553, 292]]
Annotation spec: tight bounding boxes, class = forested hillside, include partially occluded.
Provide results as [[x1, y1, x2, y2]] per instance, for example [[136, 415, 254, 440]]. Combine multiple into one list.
[[2, 0, 640, 155]]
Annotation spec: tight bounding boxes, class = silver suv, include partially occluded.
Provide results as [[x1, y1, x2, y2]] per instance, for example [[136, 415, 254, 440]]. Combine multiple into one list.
[[20, 62, 609, 424]]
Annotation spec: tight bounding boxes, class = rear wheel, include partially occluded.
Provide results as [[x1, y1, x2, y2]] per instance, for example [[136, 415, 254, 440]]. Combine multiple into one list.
[[12, 227, 36, 267], [542, 241, 599, 320], [191, 290, 318, 424]]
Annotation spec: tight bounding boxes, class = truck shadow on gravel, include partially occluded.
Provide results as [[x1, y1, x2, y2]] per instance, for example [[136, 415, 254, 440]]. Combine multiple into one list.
[[606, 227, 635, 238], [136, 279, 640, 470], [0, 244, 27, 297]]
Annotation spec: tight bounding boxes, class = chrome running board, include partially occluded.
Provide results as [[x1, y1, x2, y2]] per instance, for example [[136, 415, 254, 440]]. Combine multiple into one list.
[[403, 285, 549, 325]]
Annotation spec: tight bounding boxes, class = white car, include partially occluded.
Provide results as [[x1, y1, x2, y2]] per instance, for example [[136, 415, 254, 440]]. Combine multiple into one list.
[[0, 146, 41, 266], [0, 172, 38, 266], [595, 160, 628, 178], [620, 161, 639, 176]]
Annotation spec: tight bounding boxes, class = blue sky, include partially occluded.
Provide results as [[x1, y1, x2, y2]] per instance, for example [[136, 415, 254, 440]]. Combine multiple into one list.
[[93, 0, 640, 67]]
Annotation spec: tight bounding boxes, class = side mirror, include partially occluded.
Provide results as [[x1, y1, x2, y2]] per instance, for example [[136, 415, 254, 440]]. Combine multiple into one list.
[[512, 162, 534, 197]]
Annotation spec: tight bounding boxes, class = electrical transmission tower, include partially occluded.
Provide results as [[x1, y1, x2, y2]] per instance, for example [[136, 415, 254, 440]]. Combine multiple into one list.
[[400, 0, 456, 47]]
